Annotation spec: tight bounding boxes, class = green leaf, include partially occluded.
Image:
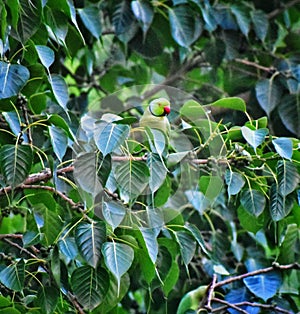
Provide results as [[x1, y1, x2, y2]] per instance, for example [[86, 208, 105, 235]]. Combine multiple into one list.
[[240, 189, 266, 217], [255, 79, 282, 116], [158, 238, 180, 296], [0, 62, 30, 99], [238, 205, 264, 234], [58, 237, 78, 263], [0, 259, 25, 291], [279, 224, 298, 264], [74, 152, 102, 196], [45, 8, 68, 45], [47, 113, 75, 140], [36, 286, 59, 314], [185, 190, 210, 215], [75, 221, 106, 268], [129, 27, 163, 58], [147, 153, 167, 193], [66, 0, 85, 43], [278, 94, 300, 137], [48, 126, 68, 162], [231, 5, 250, 36], [0, 144, 33, 187], [243, 271, 281, 302], [102, 201, 126, 230], [131, 0, 154, 35], [0, 295, 11, 308], [174, 231, 196, 269], [225, 170, 245, 196], [78, 6, 102, 38], [51, 245, 61, 286], [71, 266, 109, 310], [168, 5, 202, 48], [184, 223, 209, 255], [17, 0, 41, 42], [113, 0, 137, 43], [115, 160, 149, 202], [180, 99, 206, 124], [196, 1, 217, 32], [241, 126, 269, 152], [6, 0, 19, 29], [136, 248, 156, 284], [35, 45, 55, 70], [269, 183, 293, 221], [139, 227, 159, 264], [26, 191, 57, 211], [2, 111, 28, 142], [94, 121, 129, 156], [250, 10, 268, 42], [49, 74, 69, 112], [93, 273, 130, 313], [34, 204, 63, 246], [209, 97, 246, 112], [145, 128, 167, 158], [277, 160, 299, 196], [272, 138, 293, 160], [102, 242, 134, 295]]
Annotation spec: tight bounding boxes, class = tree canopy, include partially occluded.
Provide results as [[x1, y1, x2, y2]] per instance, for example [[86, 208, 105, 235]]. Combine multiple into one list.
[[0, 0, 300, 313]]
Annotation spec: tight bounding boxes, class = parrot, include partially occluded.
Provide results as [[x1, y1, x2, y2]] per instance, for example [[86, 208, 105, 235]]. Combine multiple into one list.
[[139, 97, 171, 135], [176, 285, 208, 314]]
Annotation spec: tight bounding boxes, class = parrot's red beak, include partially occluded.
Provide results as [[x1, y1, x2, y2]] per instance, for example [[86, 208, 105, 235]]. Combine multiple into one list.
[[164, 106, 171, 115]]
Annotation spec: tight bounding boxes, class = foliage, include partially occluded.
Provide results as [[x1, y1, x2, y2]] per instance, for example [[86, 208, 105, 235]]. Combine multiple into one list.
[[0, 0, 300, 313]]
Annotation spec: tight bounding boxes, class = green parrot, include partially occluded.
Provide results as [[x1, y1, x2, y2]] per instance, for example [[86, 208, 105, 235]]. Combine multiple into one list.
[[176, 285, 208, 314], [140, 97, 171, 135]]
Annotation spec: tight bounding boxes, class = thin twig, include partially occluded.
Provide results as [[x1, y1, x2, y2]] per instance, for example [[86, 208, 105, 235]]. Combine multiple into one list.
[[0, 157, 228, 196], [0, 234, 23, 240], [234, 58, 274, 73], [2, 238, 38, 259], [230, 301, 293, 314], [20, 184, 78, 207], [67, 292, 85, 314], [212, 298, 248, 314], [268, 0, 300, 19], [204, 274, 217, 311]]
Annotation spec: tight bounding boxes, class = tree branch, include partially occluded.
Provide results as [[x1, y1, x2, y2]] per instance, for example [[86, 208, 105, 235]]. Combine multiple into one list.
[[2, 238, 39, 260], [0, 157, 228, 196], [214, 262, 300, 288], [212, 298, 248, 314], [20, 184, 78, 207], [234, 58, 274, 73], [268, 0, 300, 19]]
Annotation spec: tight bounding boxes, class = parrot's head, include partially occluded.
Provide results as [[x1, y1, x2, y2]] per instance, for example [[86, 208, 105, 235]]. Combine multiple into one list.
[[148, 98, 171, 117]]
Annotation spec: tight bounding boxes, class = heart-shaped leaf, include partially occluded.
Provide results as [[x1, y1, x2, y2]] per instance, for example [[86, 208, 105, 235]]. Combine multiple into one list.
[[75, 221, 106, 268], [241, 126, 268, 152], [0, 144, 33, 187], [78, 6, 102, 38], [94, 122, 129, 156], [102, 242, 134, 295], [272, 137, 293, 160], [169, 5, 202, 48], [225, 170, 245, 196], [0, 259, 25, 291], [240, 189, 266, 217], [255, 79, 281, 116], [243, 271, 282, 301], [0, 62, 30, 99], [71, 266, 109, 310]]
